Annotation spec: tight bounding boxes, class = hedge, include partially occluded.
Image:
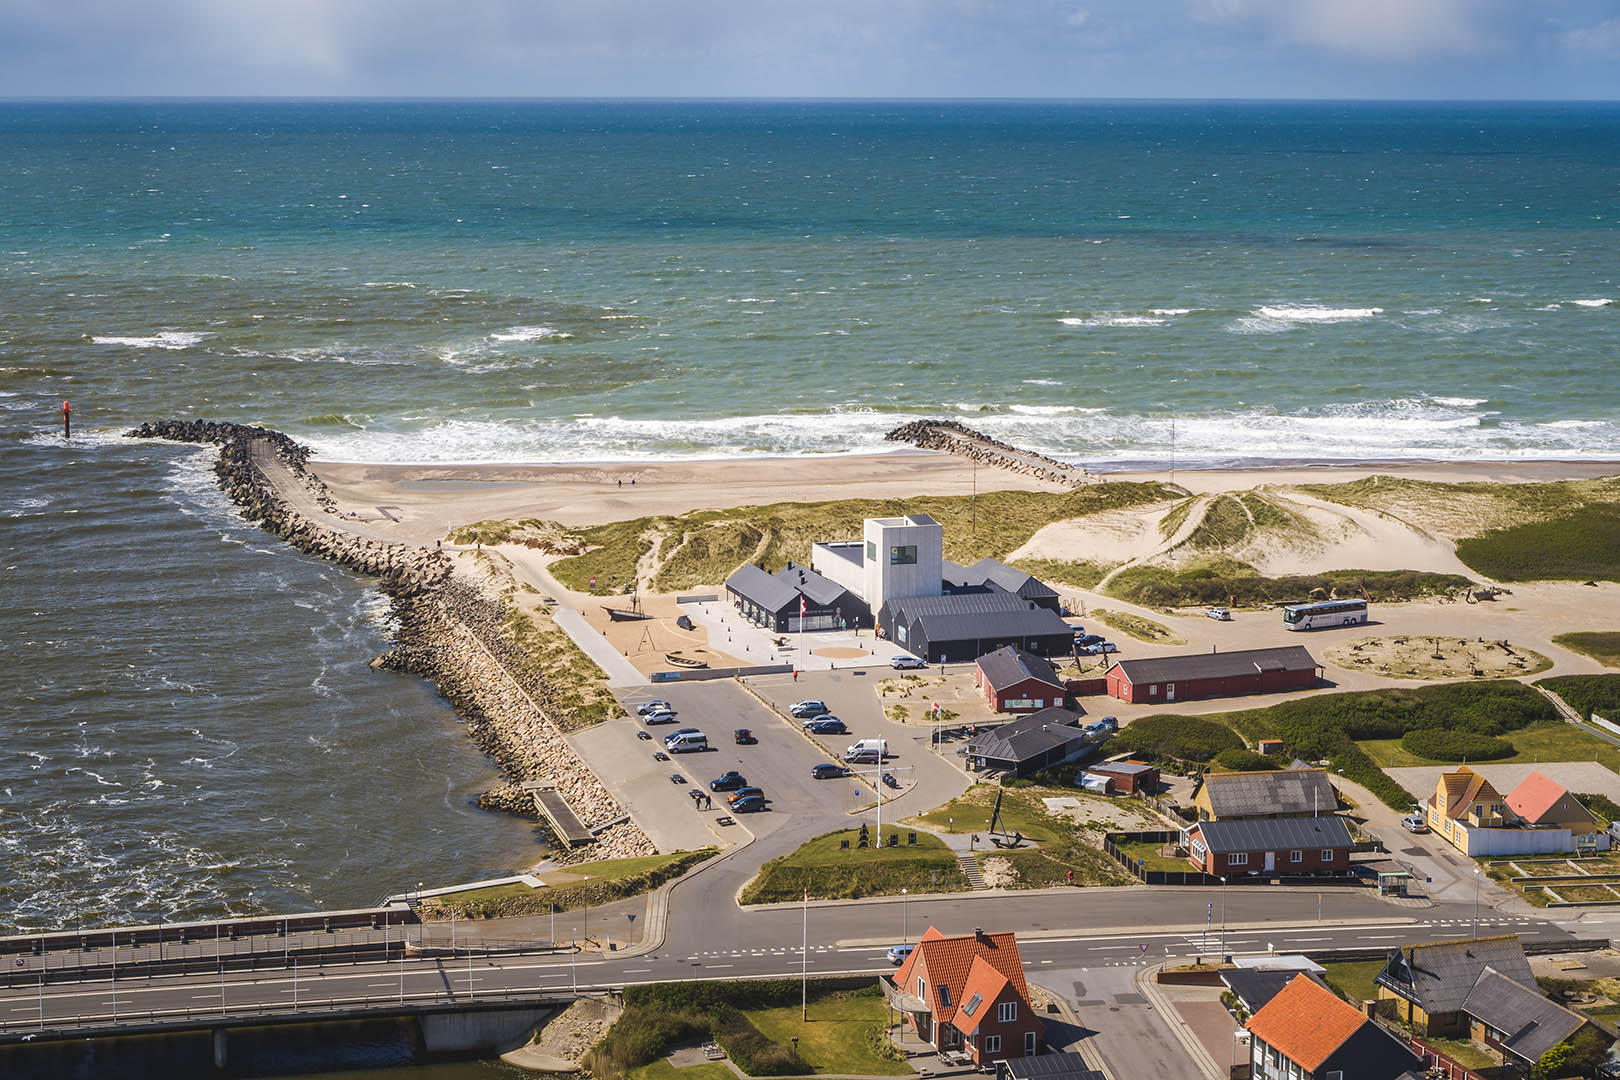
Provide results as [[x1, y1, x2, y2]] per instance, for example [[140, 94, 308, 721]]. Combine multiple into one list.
[[1103, 714, 1243, 765], [1399, 728, 1515, 762], [1210, 748, 1282, 772], [1538, 674, 1620, 723]]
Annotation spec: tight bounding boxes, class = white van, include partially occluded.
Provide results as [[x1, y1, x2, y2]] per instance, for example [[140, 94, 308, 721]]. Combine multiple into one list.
[[666, 732, 708, 754], [845, 738, 886, 760]]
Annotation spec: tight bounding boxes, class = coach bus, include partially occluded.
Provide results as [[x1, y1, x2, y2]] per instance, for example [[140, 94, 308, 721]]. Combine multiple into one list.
[[1282, 598, 1368, 631]]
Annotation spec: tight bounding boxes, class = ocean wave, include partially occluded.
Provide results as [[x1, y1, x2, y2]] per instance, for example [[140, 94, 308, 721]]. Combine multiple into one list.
[[1431, 396, 1488, 407], [1022, 378, 1064, 386], [1570, 298, 1613, 308], [1149, 308, 1193, 316], [1058, 315, 1166, 328], [1229, 304, 1384, 334], [489, 325, 572, 343], [1009, 405, 1081, 416], [362, 281, 418, 289], [90, 331, 207, 349]]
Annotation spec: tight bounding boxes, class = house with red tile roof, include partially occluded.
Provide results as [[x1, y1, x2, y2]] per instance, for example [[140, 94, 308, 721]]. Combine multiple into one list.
[[1428, 766, 1609, 856], [1505, 770, 1605, 841], [884, 926, 1045, 1065], [1246, 973, 1420, 1080]]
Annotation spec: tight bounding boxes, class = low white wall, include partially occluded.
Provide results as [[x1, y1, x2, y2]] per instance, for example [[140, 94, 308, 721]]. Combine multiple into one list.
[[811, 543, 866, 599], [1464, 827, 1575, 857]]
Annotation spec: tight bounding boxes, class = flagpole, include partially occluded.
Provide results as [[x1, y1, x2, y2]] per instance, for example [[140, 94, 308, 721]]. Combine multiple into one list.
[[802, 886, 808, 1021], [799, 595, 805, 676]]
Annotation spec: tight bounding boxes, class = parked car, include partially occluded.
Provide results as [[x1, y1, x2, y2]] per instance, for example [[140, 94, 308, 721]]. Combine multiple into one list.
[[663, 727, 701, 745], [733, 728, 756, 745], [887, 943, 916, 966], [643, 709, 678, 725], [789, 700, 830, 719], [1083, 717, 1119, 738], [1074, 634, 1105, 649], [811, 762, 847, 779], [889, 655, 927, 670], [1079, 641, 1118, 655], [727, 786, 765, 804], [1401, 814, 1430, 833], [636, 730, 653, 741], [730, 794, 768, 813], [636, 700, 673, 716], [709, 771, 747, 792], [1205, 607, 1232, 621], [808, 718, 848, 735]]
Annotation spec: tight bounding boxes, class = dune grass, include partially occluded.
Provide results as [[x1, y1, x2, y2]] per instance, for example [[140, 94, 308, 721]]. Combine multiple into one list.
[[1552, 632, 1620, 669], [1090, 607, 1183, 644], [1455, 503, 1620, 582], [741, 828, 964, 904], [1102, 558, 1469, 610]]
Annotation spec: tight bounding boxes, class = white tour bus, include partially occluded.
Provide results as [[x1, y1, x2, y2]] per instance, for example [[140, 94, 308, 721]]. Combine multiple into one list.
[[1282, 598, 1368, 631]]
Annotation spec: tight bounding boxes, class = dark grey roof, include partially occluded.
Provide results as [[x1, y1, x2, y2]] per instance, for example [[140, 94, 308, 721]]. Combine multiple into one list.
[[1193, 815, 1352, 855], [1090, 760, 1157, 777], [1111, 646, 1319, 685], [942, 557, 1059, 600], [976, 646, 1064, 692], [888, 591, 1074, 644], [1220, 969, 1310, 1012], [777, 562, 848, 607], [968, 707, 1086, 765], [1200, 769, 1338, 818], [1377, 936, 1534, 1016], [998, 1052, 1105, 1080], [1462, 967, 1588, 1064], [725, 563, 799, 612]]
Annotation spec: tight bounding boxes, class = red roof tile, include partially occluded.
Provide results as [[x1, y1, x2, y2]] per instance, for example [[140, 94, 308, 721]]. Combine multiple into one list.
[[953, 956, 1013, 1036], [892, 926, 1029, 1027], [1505, 770, 1583, 826], [1245, 974, 1369, 1072]]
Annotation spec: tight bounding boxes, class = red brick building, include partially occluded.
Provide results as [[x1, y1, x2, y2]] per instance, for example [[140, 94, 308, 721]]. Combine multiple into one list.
[[1082, 759, 1160, 795], [1104, 646, 1319, 705], [886, 927, 1045, 1065], [1185, 815, 1353, 876], [976, 646, 1067, 714]]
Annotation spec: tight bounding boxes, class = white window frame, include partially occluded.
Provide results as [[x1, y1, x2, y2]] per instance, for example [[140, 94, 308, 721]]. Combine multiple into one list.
[[1024, 1031, 1037, 1056], [1321, 848, 1335, 861], [1228, 852, 1248, 866], [1290, 849, 1303, 863], [997, 1000, 1017, 1023], [983, 1035, 1001, 1054], [1148, 684, 1159, 696]]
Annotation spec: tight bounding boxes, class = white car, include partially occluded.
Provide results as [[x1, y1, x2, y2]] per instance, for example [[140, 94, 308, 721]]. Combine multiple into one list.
[[636, 700, 673, 715], [889, 655, 927, 670], [1401, 814, 1429, 834], [1205, 607, 1232, 621]]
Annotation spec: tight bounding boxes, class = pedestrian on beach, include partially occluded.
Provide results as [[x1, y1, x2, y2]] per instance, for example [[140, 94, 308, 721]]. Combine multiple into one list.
[[617, 479, 622, 488]]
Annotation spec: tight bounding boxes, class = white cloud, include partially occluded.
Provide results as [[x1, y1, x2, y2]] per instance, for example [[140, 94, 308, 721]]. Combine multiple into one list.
[[1191, 0, 1502, 62], [1561, 17, 1620, 57]]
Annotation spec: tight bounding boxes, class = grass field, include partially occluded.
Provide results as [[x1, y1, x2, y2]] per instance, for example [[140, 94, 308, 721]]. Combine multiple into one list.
[[1010, 557, 1116, 591], [1318, 959, 1386, 1006], [1113, 839, 1189, 873], [1552, 632, 1620, 668], [740, 828, 965, 904], [905, 786, 1135, 888], [747, 991, 913, 1075], [505, 607, 621, 729], [1102, 557, 1471, 611], [421, 849, 716, 920], [1455, 502, 1620, 582], [630, 1061, 735, 1080], [1090, 608, 1183, 644], [910, 786, 1063, 843], [1360, 720, 1620, 775]]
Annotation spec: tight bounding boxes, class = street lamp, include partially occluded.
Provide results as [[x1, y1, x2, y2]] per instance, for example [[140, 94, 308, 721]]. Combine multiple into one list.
[[901, 888, 908, 946], [1219, 878, 1228, 957], [1472, 866, 1481, 938]]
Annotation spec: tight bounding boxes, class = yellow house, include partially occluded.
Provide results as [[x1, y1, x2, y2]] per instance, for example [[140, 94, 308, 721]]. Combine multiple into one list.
[[1428, 767, 1516, 855]]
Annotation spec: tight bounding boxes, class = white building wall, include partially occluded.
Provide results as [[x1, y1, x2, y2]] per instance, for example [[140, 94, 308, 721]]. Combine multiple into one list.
[[862, 516, 943, 612], [1462, 826, 1576, 857], [810, 543, 867, 600]]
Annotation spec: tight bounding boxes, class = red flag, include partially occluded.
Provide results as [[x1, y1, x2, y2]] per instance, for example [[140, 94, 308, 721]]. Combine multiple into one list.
[[800, 595, 807, 617]]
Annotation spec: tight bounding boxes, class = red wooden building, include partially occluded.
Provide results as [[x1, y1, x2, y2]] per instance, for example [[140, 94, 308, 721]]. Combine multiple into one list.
[[976, 646, 1067, 714], [1104, 646, 1319, 705], [1185, 815, 1353, 876], [886, 927, 1046, 1065]]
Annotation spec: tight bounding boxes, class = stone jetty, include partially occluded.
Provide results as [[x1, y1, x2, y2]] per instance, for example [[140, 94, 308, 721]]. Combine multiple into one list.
[[884, 418, 1090, 486], [126, 420, 654, 863]]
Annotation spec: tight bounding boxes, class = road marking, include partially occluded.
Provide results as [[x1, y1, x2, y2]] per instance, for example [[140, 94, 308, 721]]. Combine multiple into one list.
[[708, 964, 734, 969], [624, 969, 651, 974]]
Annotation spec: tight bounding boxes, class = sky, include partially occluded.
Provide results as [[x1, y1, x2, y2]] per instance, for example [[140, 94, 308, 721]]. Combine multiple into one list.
[[1, 0, 1618, 100]]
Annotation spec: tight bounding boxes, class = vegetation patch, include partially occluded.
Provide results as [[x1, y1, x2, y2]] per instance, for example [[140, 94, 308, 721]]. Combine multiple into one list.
[[1577, 792, 1620, 826], [1158, 497, 1195, 541], [448, 517, 585, 553], [1538, 674, 1620, 723], [1104, 557, 1469, 610], [1326, 635, 1551, 681], [1398, 728, 1515, 762], [1090, 608, 1183, 644], [1301, 474, 1620, 541], [905, 785, 1134, 887], [505, 608, 621, 729], [1210, 748, 1282, 772], [1009, 557, 1116, 591], [1220, 680, 1558, 810], [1455, 503, 1620, 582], [1552, 632, 1620, 669], [1103, 714, 1244, 767], [740, 829, 965, 904], [1113, 838, 1189, 873], [420, 849, 715, 920], [549, 484, 1176, 594], [1318, 959, 1387, 1007]]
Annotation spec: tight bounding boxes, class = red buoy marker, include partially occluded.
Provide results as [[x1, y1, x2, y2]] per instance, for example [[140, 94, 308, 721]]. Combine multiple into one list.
[[62, 399, 71, 439]]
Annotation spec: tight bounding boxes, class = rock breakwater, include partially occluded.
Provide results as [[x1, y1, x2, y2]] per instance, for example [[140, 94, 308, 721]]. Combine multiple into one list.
[[885, 419, 1089, 486], [127, 420, 654, 863]]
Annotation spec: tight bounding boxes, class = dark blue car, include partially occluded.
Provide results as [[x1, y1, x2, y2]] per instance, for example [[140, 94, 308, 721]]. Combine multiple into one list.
[[731, 794, 768, 813], [709, 771, 747, 792], [811, 763, 847, 779], [808, 718, 848, 735]]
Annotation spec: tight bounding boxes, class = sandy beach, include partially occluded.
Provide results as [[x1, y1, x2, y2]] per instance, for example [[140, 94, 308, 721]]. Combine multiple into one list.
[[310, 452, 1620, 543]]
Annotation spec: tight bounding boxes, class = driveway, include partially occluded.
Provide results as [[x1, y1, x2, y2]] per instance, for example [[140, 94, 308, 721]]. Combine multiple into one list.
[[1335, 776, 1509, 909]]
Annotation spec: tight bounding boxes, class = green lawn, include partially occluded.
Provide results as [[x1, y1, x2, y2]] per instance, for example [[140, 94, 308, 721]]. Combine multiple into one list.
[[538, 851, 709, 886], [907, 786, 1136, 888], [747, 992, 914, 1075], [1421, 1035, 1500, 1071], [422, 849, 716, 920], [908, 786, 1063, 843], [1114, 840, 1190, 874], [631, 1061, 736, 1080], [1318, 959, 1387, 1006], [1553, 632, 1620, 668], [741, 829, 965, 904], [1359, 719, 1620, 775]]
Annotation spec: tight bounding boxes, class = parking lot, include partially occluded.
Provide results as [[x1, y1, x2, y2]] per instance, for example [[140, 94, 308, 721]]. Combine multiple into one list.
[[571, 679, 870, 855]]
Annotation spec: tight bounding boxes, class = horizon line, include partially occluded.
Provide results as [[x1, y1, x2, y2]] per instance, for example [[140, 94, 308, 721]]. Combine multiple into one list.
[[2, 95, 1619, 106]]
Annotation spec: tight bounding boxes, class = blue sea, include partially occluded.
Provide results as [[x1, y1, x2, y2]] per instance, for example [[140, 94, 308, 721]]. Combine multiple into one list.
[[1, 100, 1617, 935]]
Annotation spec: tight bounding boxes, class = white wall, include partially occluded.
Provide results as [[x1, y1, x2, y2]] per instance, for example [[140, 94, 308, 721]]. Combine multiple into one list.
[[1463, 827, 1576, 856], [810, 543, 866, 599], [863, 516, 943, 611]]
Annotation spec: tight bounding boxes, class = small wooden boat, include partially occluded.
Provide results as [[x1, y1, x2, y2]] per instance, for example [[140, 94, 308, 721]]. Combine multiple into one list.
[[664, 652, 708, 669], [603, 606, 653, 622]]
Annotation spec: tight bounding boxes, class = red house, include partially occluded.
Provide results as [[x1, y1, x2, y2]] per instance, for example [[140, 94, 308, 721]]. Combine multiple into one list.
[[1104, 646, 1319, 705], [1185, 815, 1353, 876], [976, 646, 1067, 714], [887, 927, 1045, 1065]]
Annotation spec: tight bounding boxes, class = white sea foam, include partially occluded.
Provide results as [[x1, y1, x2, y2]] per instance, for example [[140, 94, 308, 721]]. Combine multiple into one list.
[[1058, 315, 1166, 328], [1150, 308, 1193, 316], [1538, 419, 1605, 429], [363, 281, 418, 289], [1022, 378, 1064, 386], [489, 325, 572, 343], [1570, 298, 1613, 308], [1229, 304, 1383, 334], [1431, 396, 1488, 407], [1009, 404, 1080, 416], [90, 331, 207, 349]]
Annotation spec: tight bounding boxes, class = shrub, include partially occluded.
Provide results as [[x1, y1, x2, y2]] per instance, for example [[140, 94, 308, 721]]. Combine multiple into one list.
[[1211, 748, 1281, 772], [1551, 631, 1620, 668], [1104, 714, 1243, 765], [1575, 792, 1620, 826], [1399, 728, 1515, 762], [1457, 502, 1620, 582], [1538, 674, 1620, 722], [1105, 559, 1471, 609]]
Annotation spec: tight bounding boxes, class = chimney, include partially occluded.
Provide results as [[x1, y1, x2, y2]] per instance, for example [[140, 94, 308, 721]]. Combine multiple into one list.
[[974, 927, 987, 940]]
